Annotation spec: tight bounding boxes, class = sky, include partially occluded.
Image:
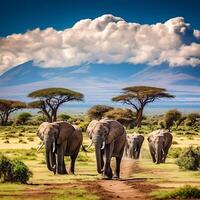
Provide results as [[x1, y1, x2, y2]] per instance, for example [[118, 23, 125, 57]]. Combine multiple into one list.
[[0, 0, 200, 114]]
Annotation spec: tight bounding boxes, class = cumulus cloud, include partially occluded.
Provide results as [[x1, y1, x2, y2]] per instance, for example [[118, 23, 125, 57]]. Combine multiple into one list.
[[0, 14, 200, 74]]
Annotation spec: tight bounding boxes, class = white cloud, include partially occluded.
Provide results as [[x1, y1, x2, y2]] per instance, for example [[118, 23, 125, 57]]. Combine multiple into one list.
[[0, 14, 200, 74]]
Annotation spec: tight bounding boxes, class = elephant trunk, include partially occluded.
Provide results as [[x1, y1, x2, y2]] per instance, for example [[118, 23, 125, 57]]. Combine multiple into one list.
[[45, 140, 56, 173], [155, 144, 162, 164], [93, 135, 104, 174]]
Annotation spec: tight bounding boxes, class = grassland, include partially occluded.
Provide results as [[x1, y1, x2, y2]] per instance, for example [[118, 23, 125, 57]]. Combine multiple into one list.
[[0, 125, 200, 199]]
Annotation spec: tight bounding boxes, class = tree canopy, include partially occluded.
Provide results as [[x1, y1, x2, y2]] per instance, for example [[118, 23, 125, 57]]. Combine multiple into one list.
[[163, 109, 182, 130], [104, 108, 136, 127], [112, 86, 175, 127], [0, 99, 26, 125], [28, 88, 84, 122], [87, 105, 114, 120]]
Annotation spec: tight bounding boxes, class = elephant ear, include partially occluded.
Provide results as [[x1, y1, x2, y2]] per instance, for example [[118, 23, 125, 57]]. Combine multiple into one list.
[[147, 135, 153, 143], [52, 123, 61, 143], [53, 122, 75, 144], [104, 121, 125, 144], [37, 122, 49, 140]]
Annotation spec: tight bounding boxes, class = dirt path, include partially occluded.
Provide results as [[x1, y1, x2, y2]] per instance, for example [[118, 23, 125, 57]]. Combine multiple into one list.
[[92, 158, 156, 200]]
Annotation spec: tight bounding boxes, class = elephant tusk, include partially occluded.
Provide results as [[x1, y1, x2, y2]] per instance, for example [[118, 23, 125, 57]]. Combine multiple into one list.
[[101, 141, 105, 150], [37, 142, 44, 152], [86, 141, 93, 150], [52, 141, 56, 153]]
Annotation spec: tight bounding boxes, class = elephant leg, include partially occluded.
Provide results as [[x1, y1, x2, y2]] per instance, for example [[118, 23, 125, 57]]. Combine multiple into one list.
[[51, 152, 56, 174], [103, 144, 113, 179], [57, 145, 67, 174], [150, 149, 156, 163], [69, 155, 77, 174], [137, 149, 141, 159], [70, 149, 79, 174], [113, 156, 122, 179], [161, 147, 169, 163]]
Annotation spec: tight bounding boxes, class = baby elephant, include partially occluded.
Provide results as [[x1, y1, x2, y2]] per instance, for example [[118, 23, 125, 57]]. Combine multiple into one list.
[[125, 134, 144, 159], [147, 129, 173, 164]]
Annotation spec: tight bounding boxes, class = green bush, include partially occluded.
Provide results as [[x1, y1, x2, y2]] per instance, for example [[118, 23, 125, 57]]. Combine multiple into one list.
[[0, 154, 32, 183], [168, 147, 182, 158], [152, 185, 200, 199], [78, 121, 90, 132], [16, 112, 32, 125], [176, 147, 200, 170], [58, 113, 71, 121]]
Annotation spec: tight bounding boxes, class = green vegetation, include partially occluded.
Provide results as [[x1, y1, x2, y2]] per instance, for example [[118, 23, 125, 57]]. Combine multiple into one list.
[[151, 185, 200, 199], [163, 109, 182, 130], [0, 154, 32, 183], [87, 104, 113, 120], [176, 147, 200, 170], [16, 112, 32, 125], [54, 188, 99, 200]]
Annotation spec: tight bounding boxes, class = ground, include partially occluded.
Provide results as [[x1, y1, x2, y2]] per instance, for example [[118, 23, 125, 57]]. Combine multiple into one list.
[[0, 125, 200, 200]]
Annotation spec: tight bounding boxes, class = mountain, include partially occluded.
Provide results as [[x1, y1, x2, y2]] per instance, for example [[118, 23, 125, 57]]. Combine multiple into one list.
[[0, 61, 200, 113]]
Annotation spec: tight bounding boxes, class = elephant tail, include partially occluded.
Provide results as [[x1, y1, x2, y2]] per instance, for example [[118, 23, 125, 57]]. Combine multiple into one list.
[[81, 145, 88, 152]]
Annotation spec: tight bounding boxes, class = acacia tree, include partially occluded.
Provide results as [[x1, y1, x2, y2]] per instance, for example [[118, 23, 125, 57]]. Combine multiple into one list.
[[112, 86, 175, 127], [87, 105, 114, 120], [0, 99, 26, 125], [28, 88, 84, 122], [104, 108, 136, 127]]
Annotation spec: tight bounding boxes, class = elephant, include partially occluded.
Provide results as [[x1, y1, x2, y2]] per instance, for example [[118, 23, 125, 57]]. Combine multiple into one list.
[[147, 129, 173, 164], [124, 134, 144, 159], [87, 118, 126, 179], [37, 121, 84, 174]]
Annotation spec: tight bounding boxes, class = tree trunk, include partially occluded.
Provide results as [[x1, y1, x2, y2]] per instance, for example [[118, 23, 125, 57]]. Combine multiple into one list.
[[52, 109, 57, 122], [136, 107, 144, 127]]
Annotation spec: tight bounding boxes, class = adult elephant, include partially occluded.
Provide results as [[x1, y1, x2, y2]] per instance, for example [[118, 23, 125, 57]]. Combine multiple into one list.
[[37, 121, 83, 174], [87, 119, 126, 179], [147, 129, 173, 164], [125, 134, 144, 159]]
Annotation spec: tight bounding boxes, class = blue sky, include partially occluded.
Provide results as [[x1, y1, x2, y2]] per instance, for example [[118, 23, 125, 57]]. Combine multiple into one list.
[[0, 0, 200, 114]]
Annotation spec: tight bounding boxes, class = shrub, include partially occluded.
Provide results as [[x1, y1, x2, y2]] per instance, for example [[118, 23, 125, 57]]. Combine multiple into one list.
[[27, 137, 34, 142], [16, 112, 32, 125], [176, 147, 200, 170], [0, 154, 32, 183], [58, 113, 71, 121], [158, 120, 165, 129], [78, 121, 90, 132], [4, 139, 10, 143], [168, 147, 182, 158], [151, 185, 200, 199], [164, 109, 182, 130], [87, 105, 113, 120], [18, 138, 27, 144], [172, 140, 178, 144], [11, 160, 32, 183]]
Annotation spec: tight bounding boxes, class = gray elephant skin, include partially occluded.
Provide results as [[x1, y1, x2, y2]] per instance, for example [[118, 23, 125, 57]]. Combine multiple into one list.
[[87, 119, 126, 179], [124, 134, 144, 159], [147, 130, 173, 164], [37, 121, 83, 174]]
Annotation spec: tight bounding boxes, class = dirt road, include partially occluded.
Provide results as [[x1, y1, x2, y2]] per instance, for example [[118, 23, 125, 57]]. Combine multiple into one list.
[[86, 158, 157, 200]]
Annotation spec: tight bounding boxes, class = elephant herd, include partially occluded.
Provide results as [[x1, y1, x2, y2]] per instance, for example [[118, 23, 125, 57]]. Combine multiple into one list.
[[37, 119, 173, 179]]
